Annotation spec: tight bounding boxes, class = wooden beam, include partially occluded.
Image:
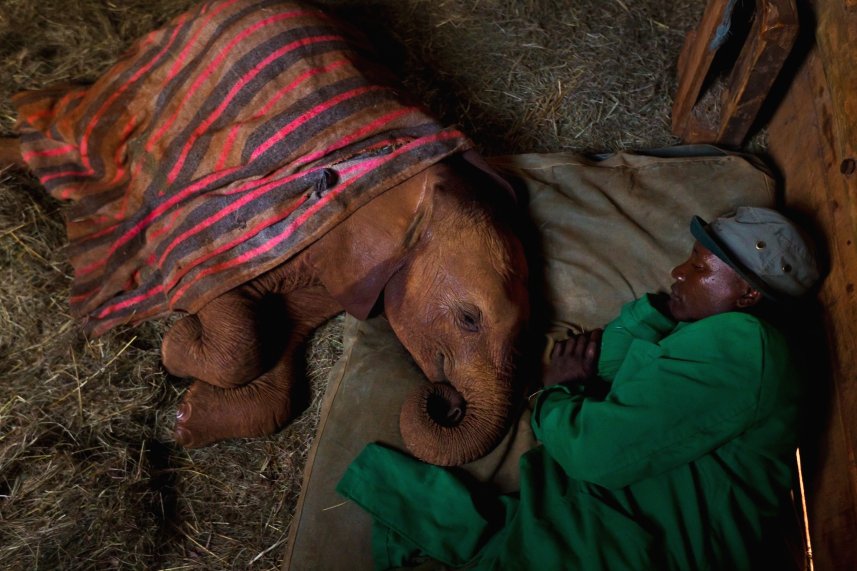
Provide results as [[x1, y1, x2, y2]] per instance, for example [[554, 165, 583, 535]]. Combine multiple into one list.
[[671, 0, 735, 138], [672, 0, 798, 146], [814, 0, 857, 236], [715, 0, 798, 145]]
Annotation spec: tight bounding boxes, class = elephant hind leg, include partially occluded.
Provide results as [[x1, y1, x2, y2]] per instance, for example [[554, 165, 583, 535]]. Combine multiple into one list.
[[173, 345, 307, 447], [173, 284, 342, 447]]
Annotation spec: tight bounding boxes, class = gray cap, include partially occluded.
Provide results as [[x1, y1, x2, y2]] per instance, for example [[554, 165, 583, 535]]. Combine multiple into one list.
[[690, 206, 819, 301]]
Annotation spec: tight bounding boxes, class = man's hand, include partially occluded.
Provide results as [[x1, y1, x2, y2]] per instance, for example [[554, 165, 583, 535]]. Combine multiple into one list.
[[542, 328, 603, 388]]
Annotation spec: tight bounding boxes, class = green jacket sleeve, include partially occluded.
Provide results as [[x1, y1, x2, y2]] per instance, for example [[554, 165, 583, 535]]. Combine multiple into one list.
[[336, 443, 508, 568], [532, 311, 770, 489], [598, 294, 676, 380]]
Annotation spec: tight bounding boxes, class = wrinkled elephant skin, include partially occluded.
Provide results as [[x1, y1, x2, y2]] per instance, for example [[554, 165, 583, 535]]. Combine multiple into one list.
[[161, 156, 530, 466], [4, 0, 530, 466]]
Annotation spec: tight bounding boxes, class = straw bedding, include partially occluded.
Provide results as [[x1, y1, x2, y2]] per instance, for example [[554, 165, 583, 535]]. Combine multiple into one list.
[[0, 0, 709, 568]]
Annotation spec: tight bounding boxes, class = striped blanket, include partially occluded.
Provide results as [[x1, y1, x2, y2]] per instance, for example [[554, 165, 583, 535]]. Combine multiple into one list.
[[13, 0, 472, 336]]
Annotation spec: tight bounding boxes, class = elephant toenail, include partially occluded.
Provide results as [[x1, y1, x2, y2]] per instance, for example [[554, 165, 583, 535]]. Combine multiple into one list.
[[174, 425, 193, 447], [177, 402, 191, 421]]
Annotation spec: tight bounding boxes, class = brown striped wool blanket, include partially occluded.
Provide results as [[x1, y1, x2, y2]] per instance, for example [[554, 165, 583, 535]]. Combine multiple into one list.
[[13, 0, 472, 336]]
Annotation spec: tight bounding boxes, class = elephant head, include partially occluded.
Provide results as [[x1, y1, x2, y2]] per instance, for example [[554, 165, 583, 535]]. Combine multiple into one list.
[[312, 153, 530, 466]]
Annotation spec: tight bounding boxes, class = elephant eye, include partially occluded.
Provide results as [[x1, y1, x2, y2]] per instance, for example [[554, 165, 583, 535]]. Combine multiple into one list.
[[455, 305, 482, 333]]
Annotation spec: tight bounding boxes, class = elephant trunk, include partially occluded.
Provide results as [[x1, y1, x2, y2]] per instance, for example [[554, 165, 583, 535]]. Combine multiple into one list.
[[399, 377, 514, 466]]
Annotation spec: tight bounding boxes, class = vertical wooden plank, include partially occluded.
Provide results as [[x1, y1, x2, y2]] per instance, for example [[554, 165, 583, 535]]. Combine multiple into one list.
[[715, 0, 798, 145], [671, 0, 735, 138], [672, 0, 798, 146], [768, 48, 857, 571], [814, 0, 857, 238]]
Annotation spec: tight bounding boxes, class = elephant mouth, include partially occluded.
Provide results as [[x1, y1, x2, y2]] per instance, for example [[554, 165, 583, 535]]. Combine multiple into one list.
[[425, 382, 466, 427]]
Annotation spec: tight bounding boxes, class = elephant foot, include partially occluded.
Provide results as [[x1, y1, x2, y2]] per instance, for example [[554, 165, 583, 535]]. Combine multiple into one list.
[[163, 313, 269, 388], [174, 377, 303, 448]]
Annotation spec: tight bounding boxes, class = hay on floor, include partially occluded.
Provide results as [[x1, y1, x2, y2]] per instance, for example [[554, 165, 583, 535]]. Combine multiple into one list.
[[0, 0, 707, 568]]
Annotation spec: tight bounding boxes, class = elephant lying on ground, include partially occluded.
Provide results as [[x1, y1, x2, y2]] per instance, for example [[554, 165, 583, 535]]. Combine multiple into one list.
[[3, 0, 529, 466]]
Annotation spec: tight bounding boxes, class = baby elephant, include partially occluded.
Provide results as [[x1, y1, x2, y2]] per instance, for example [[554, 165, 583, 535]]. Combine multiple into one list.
[[5, 0, 529, 466]]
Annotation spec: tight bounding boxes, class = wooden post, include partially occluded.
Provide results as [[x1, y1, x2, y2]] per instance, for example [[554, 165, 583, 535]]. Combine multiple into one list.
[[765, 1, 857, 569]]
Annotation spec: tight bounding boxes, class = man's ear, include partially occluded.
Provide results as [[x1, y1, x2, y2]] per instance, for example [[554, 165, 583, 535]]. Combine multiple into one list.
[[309, 169, 435, 319], [736, 286, 762, 309]]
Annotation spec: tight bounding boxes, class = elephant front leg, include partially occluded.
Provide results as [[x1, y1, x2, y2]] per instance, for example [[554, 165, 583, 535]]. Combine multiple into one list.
[[172, 284, 342, 447], [162, 288, 279, 388]]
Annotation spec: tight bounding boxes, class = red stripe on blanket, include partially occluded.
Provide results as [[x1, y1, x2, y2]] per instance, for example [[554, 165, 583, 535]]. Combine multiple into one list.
[[169, 129, 461, 305], [80, 15, 189, 174], [166, 33, 345, 183], [249, 84, 384, 162], [215, 123, 244, 171], [38, 170, 89, 183], [14, 0, 476, 333], [161, 0, 232, 82], [95, 284, 164, 319], [22, 144, 77, 161], [107, 115, 139, 187], [250, 58, 351, 120], [146, 9, 316, 153], [156, 105, 420, 268]]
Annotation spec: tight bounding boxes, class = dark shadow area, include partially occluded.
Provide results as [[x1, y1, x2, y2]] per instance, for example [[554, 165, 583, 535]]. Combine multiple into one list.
[[144, 439, 181, 564], [702, 0, 758, 96], [743, 192, 833, 570], [778, 203, 834, 513], [498, 170, 552, 399], [314, 2, 485, 129], [257, 292, 294, 375]]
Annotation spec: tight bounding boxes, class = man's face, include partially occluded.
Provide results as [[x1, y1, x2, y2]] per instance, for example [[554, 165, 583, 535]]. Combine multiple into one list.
[[667, 241, 758, 322]]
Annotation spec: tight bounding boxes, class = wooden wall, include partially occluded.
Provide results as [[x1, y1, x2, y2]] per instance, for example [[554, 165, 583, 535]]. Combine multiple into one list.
[[766, 0, 857, 569]]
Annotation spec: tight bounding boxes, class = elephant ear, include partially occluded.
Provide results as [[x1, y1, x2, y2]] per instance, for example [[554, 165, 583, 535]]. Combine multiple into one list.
[[311, 169, 435, 320], [461, 149, 517, 200]]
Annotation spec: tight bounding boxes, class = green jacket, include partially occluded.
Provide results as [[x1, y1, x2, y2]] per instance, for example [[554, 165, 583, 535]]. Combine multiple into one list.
[[337, 295, 802, 570]]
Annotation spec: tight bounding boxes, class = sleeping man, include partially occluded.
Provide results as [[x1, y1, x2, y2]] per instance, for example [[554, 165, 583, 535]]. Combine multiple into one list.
[[336, 206, 820, 570]]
